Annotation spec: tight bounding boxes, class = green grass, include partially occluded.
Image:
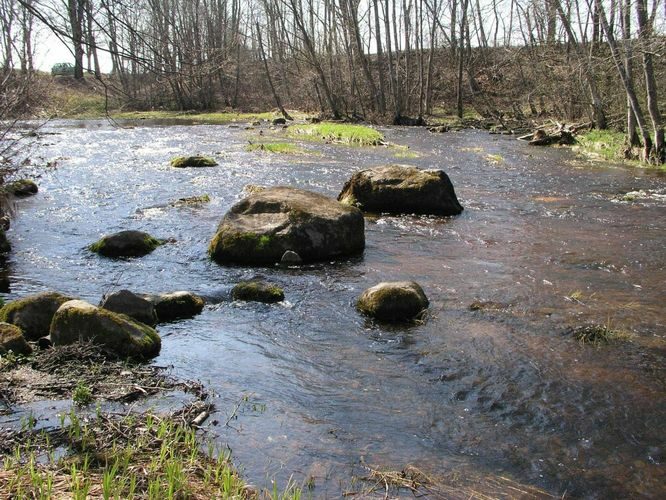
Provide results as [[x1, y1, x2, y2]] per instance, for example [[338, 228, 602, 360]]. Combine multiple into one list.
[[393, 146, 421, 159], [288, 122, 384, 146], [245, 142, 304, 154], [72, 381, 93, 406], [575, 129, 627, 161], [571, 323, 631, 345]]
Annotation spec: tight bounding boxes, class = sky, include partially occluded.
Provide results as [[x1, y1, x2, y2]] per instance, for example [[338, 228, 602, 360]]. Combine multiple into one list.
[[34, 28, 113, 73]]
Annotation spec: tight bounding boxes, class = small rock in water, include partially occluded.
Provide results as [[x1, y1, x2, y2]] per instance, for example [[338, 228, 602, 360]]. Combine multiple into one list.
[[89, 230, 163, 258], [170, 155, 217, 168], [231, 281, 284, 303], [140, 291, 205, 322], [5, 179, 38, 197], [357, 281, 429, 322], [280, 250, 302, 265], [100, 289, 158, 326]]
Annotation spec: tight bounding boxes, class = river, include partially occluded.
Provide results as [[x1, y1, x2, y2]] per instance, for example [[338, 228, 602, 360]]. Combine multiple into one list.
[[3, 119, 665, 498]]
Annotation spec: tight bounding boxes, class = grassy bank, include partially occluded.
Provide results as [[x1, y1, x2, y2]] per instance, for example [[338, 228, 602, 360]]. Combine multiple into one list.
[[0, 343, 302, 499], [574, 129, 627, 162]]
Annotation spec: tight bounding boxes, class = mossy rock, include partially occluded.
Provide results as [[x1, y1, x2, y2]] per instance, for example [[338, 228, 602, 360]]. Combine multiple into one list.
[[209, 187, 365, 265], [357, 281, 429, 322], [50, 300, 161, 358], [0, 322, 32, 356], [0, 291, 74, 340], [5, 179, 38, 197], [232, 281, 284, 303], [170, 156, 218, 168], [90, 230, 163, 258], [338, 165, 463, 215], [140, 291, 205, 322]]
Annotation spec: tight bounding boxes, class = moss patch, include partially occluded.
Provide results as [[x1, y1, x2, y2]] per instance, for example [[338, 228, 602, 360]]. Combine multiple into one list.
[[170, 155, 218, 168], [208, 230, 277, 264], [232, 281, 285, 303], [288, 122, 384, 146]]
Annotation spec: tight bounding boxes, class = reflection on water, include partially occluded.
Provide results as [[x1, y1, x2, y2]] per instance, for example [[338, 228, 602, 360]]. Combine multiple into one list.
[[3, 120, 665, 497]]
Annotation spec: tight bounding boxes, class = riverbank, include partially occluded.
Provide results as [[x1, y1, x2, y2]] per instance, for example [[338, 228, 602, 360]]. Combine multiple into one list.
[[0, 342, 299, 498]]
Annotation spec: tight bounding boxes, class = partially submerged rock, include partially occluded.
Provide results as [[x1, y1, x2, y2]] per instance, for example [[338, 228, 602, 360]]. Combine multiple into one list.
[[0, 292, 74, 340], [357, 281, 429, 322], [0, 322, 32, 356], [90, 230, 163, 258], [5, 179, 38, 197], [0, 229, 10, 254], [280, 250, 302, 265], [170, 155, 217, 168], [50, 300, 161, 358], [338, 165, 463, 216], [100, 289, 158, 326], [232, 281, 284, 303], [209, 186, 365, 265], [140, 291, 205, 322]]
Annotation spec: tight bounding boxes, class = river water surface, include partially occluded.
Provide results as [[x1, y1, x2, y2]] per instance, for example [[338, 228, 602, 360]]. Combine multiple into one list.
[[3, 120, 665, 498]]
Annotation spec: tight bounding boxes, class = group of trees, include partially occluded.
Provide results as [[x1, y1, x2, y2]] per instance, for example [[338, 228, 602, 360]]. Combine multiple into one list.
[[1, 0, 665, 162]]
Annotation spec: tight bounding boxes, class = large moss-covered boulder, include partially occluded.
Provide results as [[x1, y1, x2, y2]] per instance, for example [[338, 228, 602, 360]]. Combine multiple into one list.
[[357, 281, 429, 322], [140, 291, 205, 322], [90, 230, 163, 258], [100, 289, 157, 326], [338, 165, 463, 215], [232, 281, 284, 303], [5, 179, 38, 197], [0, 322, 32, 355], [0, 292, 74, 340], [209, 187, 365, 265], [170, 156, 217, 168], [50, 300, 160, 358]]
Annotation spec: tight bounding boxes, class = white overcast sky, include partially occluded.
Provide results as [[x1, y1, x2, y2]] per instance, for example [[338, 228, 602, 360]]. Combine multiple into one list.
[[34, 28, 113, 73]]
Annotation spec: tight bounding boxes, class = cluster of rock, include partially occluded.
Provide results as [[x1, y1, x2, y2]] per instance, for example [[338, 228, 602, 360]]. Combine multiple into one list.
[[0, 289, 205, 359], [205, 164, 461, 322], [1, 163, 461, 361]]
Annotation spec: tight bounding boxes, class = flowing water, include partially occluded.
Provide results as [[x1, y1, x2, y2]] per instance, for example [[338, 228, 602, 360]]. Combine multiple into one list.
[[3, 120, 665, 498]]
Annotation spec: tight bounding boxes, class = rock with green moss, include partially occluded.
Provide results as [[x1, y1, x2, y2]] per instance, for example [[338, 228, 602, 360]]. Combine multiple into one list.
[[50, 300, 161, 358], [209, 186, 365, 265], [0, 322, 32, 356], [338, 165, 463, 215], [0, 291, 74, 340], [170, 156, 218, 168], [232, 281, 284, 303], [5, 179, 38, 197], [90, 230, 163, 258], [357, 281, 429, 322], [140, 291, 205, 322], [100, 289, 157, 326]]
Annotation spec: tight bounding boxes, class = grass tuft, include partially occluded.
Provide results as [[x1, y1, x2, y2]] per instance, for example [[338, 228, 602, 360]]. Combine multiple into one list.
[[245, 142, 303, 154], [288, 122, 384, 146]]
